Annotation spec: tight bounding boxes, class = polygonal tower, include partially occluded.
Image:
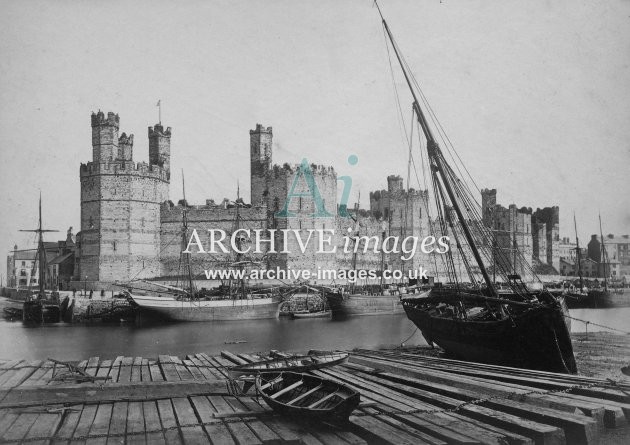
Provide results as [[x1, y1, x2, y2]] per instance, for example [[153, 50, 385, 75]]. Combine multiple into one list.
[[149, 123, 171, 180], [250, 124, 272, 206], [79, 111, 170, 286]]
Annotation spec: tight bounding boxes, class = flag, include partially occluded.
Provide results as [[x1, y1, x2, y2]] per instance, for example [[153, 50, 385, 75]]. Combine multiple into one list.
[[156, 100, 161, 106]]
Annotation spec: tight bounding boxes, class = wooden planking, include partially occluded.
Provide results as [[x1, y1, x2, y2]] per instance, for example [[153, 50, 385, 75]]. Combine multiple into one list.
[[130, 357, 143, 383], [107, 356, 123, 384], [156, 399, 182, 445], [148, 360, 164, 382], [125, 401, 146, 444], [157, 355, 180, 382], [140, 359, 151, 383], [171, 396, 208, 443], [142, 400, 166, 445], [117, 357, 133, 383]]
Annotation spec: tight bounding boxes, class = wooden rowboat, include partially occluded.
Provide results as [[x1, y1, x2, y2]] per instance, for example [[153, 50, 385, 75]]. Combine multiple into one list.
[[228, 351, 348, 378], [256, 371, 360, 422]]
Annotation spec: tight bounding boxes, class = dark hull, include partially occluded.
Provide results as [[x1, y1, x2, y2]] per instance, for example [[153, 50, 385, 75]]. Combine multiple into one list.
[[402, 294, 577, 374], [564, 289, 630, 309]]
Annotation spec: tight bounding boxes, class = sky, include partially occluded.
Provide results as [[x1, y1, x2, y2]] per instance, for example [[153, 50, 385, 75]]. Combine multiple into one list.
[[1, 0, 629, 277]]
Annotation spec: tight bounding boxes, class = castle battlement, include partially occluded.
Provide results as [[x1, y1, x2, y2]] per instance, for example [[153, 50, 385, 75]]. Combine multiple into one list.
[[271, 163, 336, 178], [160, 203, 268, 224], [91, 111, 119, 128], [80, 160, 169, 181], [249, 124, 272, 135], [118, 132, 134, 146], [148, 124, 172, 138]]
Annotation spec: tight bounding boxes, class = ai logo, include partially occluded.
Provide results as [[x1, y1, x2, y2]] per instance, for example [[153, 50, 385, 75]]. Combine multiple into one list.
[[274, 155, 358, 219]]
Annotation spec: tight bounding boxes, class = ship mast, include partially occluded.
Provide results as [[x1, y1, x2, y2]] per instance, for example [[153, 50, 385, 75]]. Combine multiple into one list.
[[598, 213, 608, 290], [181, 172, 195, 297], [573, 213, 584, 291], [20, 192, 58, 296], [375, 2, 497, 296]]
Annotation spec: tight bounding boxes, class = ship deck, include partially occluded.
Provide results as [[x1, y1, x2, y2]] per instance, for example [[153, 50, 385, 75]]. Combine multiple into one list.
[[0, 332, 628, 444]]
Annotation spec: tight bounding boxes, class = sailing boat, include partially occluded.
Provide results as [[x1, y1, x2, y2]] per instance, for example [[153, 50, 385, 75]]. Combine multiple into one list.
[[125, 175, 281, 321], [374, 3, 576, 373], [586, 215, 615, 308], [20, 194, 61, 323]]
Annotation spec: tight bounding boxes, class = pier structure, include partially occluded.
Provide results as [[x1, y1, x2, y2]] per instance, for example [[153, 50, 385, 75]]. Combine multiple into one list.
[[0, 333, 628, 443]]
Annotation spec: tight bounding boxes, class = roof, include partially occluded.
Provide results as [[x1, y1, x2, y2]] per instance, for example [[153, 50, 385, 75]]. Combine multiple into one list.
[[48, 252, 73, 266]]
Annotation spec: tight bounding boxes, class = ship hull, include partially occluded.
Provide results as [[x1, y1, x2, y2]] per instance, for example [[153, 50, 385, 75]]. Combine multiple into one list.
[[326, 292, 412, 319], [128, 294, 280, 322], [402, 293, 577, 374]]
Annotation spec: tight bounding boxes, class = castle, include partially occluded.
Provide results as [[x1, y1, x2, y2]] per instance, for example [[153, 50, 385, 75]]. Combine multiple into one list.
[[75, 112, 431, 289]]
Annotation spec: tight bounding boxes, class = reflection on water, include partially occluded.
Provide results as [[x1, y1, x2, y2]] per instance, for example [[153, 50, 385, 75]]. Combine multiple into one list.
[[0, 308, 627, 361], [0, 314, 425, 361]]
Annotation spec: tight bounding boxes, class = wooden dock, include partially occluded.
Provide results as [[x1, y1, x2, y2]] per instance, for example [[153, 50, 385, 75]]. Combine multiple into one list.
[[0, 333, 629, 444]]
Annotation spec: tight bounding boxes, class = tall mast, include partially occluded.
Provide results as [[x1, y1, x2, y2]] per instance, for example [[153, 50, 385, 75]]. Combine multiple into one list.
[[181, 171, 195, 296], [20, 192, 58, 296], [376, 2, 496, 295], [598, 213, 608, 290], [573, 213, 584, 290]]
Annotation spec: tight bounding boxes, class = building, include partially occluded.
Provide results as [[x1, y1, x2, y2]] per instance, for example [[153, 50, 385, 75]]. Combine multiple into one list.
[[6, 228, 76, 289], [75, 111, 431, 288]]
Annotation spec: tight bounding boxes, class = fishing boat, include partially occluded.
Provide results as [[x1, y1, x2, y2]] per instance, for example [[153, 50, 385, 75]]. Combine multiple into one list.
[[229, 351, 348, 378], [373, 2, 576, 373], [125, 176, 281, 322], [290, 309, 331, 319], [255, 371, 360, 422]]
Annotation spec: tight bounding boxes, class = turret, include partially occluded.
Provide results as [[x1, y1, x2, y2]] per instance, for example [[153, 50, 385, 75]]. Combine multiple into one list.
[[117, 132, 134, 161], [91, 111, 119, 163], [148, 123, 171, 179], [250, 124, 273, 205], [387, 175, 404, 193]]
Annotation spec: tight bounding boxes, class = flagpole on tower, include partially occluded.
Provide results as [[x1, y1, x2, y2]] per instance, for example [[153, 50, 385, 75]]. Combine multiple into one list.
[[157, 99, 162, 124]]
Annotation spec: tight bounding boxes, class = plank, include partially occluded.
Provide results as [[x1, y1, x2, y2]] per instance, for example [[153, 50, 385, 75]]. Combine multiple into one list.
[[89, 403, 113, 437], [106, 402, 127, 444], [2, 413, 39, 442], [108, 357, 123, 384], [194, 354, 224, 379], [0, 379, 228, 408], [125, 401, 146, 444], [130, 357, 142, 383], [140, 359, 151, 383], [187, 356, 218, 380], [156, 399, 182, 445], [148, 360, 164, 382], [171, 397, 207, 443], [158, 355, 180, 382], [182, 359, 205, 380], [117, 357, 133, 383], [220, 350, 248, 365], [53, 405, 83, 441], [142, 401, 166, 445], [95, 360, 112, 381], [350, 414, 433, 445], [72, 404, 98, 440], [85, 357, 100, 377]]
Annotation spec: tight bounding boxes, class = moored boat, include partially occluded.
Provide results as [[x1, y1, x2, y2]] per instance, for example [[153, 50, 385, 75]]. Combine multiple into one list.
[[228, 351, 348, 378], [372, 2, 576, 373], [255, 371, 360, 422]]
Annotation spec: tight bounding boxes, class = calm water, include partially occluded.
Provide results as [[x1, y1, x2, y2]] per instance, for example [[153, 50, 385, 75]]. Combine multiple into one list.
[[0, 307, 628, 361]]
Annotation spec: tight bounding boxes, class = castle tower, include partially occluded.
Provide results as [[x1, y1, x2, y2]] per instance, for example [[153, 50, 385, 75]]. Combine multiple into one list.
[[387, 175, 404, 193], [91, 111, 119, 163], [481, 188, 497, 227], [117, 133, 134, 161], [79, 111, 170, 285], [149, 123, 172, 180], [250, 124, 272, 206]]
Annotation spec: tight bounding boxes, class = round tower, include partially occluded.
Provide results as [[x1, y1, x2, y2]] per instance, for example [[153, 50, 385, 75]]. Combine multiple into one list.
[[387, 175, 404, 193], [250, 124, 273, 205]]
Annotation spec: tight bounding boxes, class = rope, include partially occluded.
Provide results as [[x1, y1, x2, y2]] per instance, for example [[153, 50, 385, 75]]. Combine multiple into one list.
[[397, 327, 419, 347], [564, 314, 630, 335]]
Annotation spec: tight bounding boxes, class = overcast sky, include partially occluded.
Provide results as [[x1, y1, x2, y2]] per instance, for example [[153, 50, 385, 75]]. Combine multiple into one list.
[[1, 0, 629, 276]]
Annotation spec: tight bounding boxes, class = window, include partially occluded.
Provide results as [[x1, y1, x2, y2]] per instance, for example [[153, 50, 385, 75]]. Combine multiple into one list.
[[21, 261, 25, 266]]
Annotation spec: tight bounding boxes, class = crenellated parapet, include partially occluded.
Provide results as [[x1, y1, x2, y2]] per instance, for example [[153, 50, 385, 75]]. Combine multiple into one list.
[[91, 111, 119, 128], [79, 160, 169, 182], [271, 163, 336, 179]]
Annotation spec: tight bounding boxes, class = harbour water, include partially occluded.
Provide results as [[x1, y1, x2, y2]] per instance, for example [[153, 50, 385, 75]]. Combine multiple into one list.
[[0, 307, 628, 361]]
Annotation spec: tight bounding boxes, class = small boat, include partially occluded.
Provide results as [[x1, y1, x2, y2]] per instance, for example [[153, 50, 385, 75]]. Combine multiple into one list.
[[255, 371, 360, 422], [3, 307, 23, 320], [290, 310, 331, 319], [228, 351, 348, 378]]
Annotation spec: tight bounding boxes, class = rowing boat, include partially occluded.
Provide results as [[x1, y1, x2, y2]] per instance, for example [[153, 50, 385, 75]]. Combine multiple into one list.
[[256, 371, 360, 422], [228, 351, 348, 378]]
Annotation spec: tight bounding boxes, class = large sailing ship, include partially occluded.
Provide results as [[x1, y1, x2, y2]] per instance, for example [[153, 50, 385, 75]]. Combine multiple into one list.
[[126, 177, 281, 322], [374, 3, 576, 373]]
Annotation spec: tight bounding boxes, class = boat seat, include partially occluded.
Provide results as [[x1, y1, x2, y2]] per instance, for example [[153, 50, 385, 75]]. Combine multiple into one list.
[[270, 380, 303, 399], [259, 375, 283, 391], [286, 384, 323, 406], [308, 389, 339, 408]]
